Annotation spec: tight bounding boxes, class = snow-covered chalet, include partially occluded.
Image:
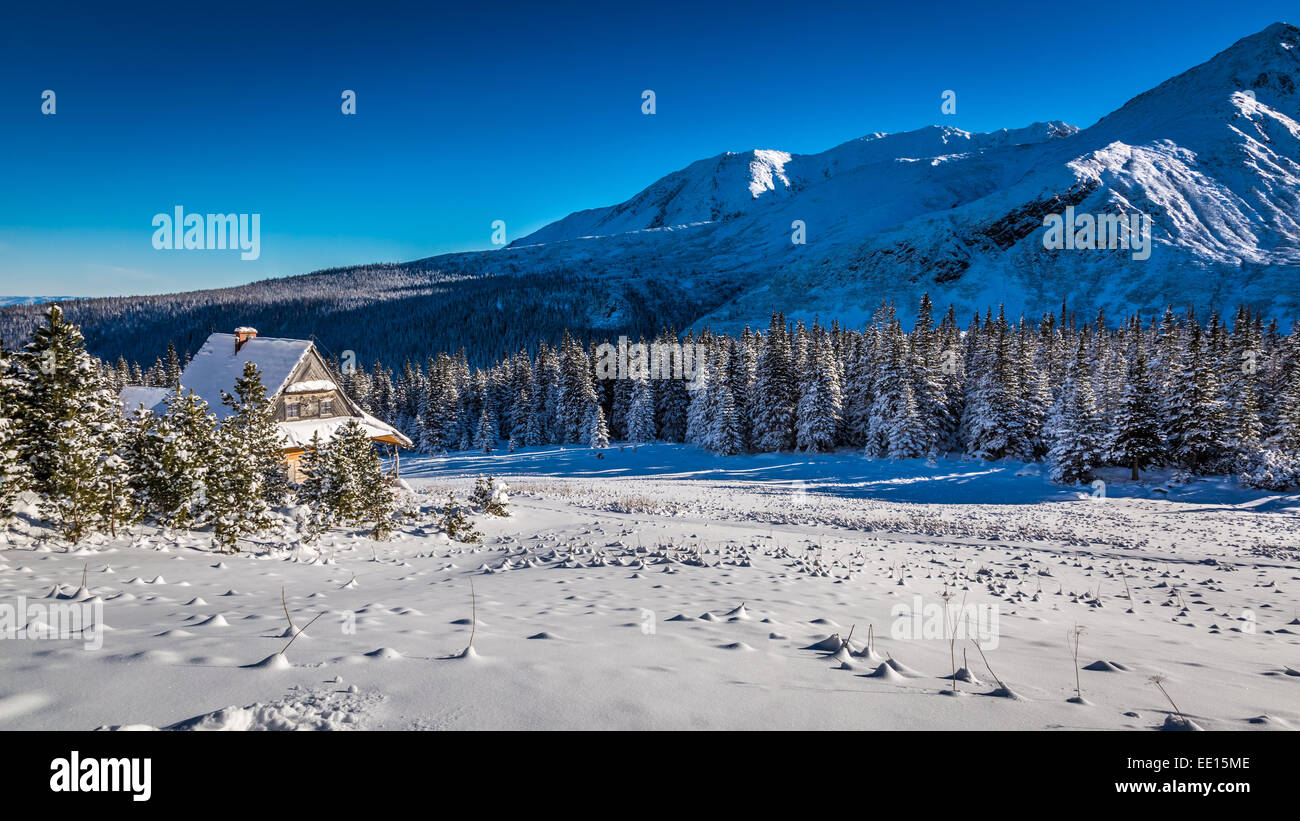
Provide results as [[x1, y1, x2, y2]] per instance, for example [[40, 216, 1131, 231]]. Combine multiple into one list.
[[120, 327, 411, 480]]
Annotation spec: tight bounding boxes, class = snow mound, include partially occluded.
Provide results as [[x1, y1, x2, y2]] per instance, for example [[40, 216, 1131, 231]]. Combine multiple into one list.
[[243, 653, 292, 670], [1082, 660, 1129, 672], [101, 687, 376, 731]]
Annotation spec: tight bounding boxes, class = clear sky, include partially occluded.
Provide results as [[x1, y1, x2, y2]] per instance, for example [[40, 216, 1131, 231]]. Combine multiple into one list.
[[0, 0, 1293, 297]]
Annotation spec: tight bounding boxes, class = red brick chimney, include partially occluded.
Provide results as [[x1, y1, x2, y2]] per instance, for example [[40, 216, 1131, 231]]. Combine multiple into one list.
[[234, 326, 258, 353]]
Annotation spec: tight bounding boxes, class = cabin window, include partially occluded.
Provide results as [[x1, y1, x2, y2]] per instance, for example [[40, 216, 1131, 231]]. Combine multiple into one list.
[[321, 399, 334, 416], [286, 403, 300, 419]]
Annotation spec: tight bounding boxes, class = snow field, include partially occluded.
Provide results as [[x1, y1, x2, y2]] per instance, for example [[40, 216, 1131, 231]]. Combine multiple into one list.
[[0, 446, 1297, 730]]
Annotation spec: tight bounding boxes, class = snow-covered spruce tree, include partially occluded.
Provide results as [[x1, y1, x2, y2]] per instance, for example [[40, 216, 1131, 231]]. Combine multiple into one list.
[[369, 362, 393, 421], [321, 420, 368, 523], [359, 476, 397, 540], [101, 356, 124, 393], [587, 404, 610, 450], [539, 340, 565, 444], [1017, 317, 1051, 458], [1110, 331, 1163, 480], [864, 311, 894, 458], [473, 405, 496, 454], [0, 344, 31, 518], [1152, 307, 1185, 450], [936, 306, 966, 453], [791, 321, 810, 391], [684, 338, 710, 446], [12, 305, 129, 541], [96, 424, 136, 539], [524, 383, 548, 447], [795, 329, 842, 453], [454, 371, 483, 451], [1278, 359, 1300, 452], [1240, 323, 1300, 488], [626, 372, 657, 443], [506, 387, 527, 452], [389, 360, 418, 440], [1256, 317, 1291, 438], [522, 343, 553, 446], [840, 333, 873, 449], [654, 329, 690, 443], [609, 368, 631, 441], [963, 308, 1027, 461], [1085, 310, 1120, 458], [345, 367, 374, 414], [245, 367, 292, 508], [909, 294, 949, 456], [450, 354, 473, 447], [470, 475, 510, 517], [867, 314, 923, 459], [208, 362, 284, 552], [335, 421, 398, 539], [508, 381, 531, 447], [954, 311, 984, 455], [150, 383, 219, 529], [1223, 307, 1263, 464], [559, 333, 598, 444], [729, 330, 757, 450], [505, 350, 532, 438], [1166, 322, 1228, 472], [886, 378, 927, 460], [1240, 448, 1300, 491], [295, 432, 329, 514], [1047, 337, 1105, 484], [122, 407, 160, 520], [419, 352, 459, 452], [163, 341, 183, 387], [295, 432, 331, 541], [414, 367, 441, 452], [750, 313, 796, 452], [1226, 364, 1262, 461], [305, 420, 396, 539], [704, 348, 744, 456], [437, 491, 481, 542]]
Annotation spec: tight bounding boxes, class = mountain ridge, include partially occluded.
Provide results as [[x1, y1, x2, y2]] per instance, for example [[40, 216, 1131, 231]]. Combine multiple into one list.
[[2, 22, 1297, 365]]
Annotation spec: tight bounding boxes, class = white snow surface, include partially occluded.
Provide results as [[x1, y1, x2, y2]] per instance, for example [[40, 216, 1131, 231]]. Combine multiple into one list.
[[1, 444, 1297, 731], [284, 380, 338, 394], [119, 386, 170, 414]]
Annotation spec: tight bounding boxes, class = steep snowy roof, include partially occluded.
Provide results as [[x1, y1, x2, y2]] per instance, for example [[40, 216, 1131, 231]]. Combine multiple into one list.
[[285, 379, 338, 394], [279, 412, 413, 449], [119, 386, 169, 416], [181, 333, 314, 420]]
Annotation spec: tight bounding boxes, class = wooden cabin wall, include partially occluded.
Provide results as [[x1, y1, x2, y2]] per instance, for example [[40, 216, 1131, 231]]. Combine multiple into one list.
[[273, 349, 355, 423]]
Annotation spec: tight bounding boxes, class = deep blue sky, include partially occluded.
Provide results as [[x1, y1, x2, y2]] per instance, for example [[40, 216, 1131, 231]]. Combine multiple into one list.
[[0, 0, 1293, 296]]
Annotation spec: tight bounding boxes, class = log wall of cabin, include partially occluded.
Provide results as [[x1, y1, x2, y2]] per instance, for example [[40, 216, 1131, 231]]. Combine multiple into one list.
[[273, 351, 352, 423], [283, 448, 307, 483]]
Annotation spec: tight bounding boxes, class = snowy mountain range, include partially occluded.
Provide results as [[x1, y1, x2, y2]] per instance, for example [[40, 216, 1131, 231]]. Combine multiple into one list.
[[512, 21, 1300, 328], [2, 22, 1297, 365]]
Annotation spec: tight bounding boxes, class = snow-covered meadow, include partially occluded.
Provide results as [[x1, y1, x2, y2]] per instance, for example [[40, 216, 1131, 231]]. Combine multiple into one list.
[[1, 444, 1297, 731]]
